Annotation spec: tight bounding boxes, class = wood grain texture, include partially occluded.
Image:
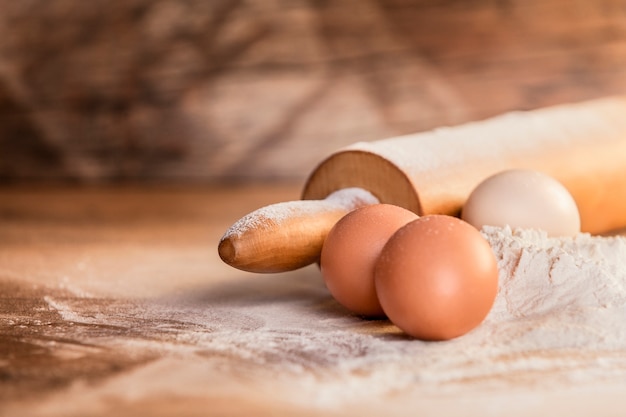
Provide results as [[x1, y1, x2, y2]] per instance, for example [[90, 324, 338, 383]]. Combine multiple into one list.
[[1, 0, 626, 182], [2, 185, 626, 416]]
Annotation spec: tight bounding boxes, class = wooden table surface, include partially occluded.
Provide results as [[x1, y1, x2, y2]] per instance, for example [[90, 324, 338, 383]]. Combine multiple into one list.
[[2, 185, 626, 417]]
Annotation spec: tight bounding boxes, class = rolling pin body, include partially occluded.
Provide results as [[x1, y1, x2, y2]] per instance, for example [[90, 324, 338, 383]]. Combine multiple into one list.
[[221, 96, 626, 273]]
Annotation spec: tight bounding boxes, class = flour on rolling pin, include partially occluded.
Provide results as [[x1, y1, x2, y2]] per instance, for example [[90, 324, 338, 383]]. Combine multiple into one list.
[[222, 188, 378, 240], [347, 100, 624, 174], [221, 96, 626, 273]]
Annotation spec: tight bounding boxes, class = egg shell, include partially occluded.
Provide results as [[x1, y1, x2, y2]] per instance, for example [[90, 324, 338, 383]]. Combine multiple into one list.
[[461, 169, 580, 237], [320, 204, 418, 317], [374, 215, 499, 340]]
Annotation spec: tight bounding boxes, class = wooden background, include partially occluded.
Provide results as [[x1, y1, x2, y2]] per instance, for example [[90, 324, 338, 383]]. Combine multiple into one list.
[[1, 0, 626, 183], [3, 2, 626, 415]]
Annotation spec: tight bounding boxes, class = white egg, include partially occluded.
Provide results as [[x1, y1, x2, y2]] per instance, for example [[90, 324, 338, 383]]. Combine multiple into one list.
[[462, 169, 581, 237]]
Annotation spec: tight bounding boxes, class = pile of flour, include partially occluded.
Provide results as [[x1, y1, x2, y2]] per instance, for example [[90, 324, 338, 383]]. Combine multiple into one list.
[[484, 226, 626, 324]]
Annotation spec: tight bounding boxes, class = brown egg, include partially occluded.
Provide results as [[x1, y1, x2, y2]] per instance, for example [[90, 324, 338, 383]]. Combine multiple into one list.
[[320, 204, 418, 317], [374, 215, 498, 340]]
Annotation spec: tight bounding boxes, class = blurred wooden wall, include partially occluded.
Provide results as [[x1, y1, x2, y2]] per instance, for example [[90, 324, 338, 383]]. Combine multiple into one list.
[[1, 0, 625, 183]]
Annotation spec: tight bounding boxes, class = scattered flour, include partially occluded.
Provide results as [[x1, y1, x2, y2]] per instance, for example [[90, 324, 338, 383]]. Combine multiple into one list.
[[37, 226, 626, 410]]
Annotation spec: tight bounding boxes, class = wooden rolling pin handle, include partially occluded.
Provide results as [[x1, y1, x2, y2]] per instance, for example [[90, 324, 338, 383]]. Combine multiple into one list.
[[218, 188, 379, 273]]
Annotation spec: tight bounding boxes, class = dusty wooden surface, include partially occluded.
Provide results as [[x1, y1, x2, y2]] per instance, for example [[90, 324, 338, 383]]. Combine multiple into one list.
[[1, 0, 626, 182], [2, 185, 626, 417]]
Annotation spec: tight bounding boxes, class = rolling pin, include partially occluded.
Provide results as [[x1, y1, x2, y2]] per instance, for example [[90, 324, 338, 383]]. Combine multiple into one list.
[[219, 96, 626, 273]]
